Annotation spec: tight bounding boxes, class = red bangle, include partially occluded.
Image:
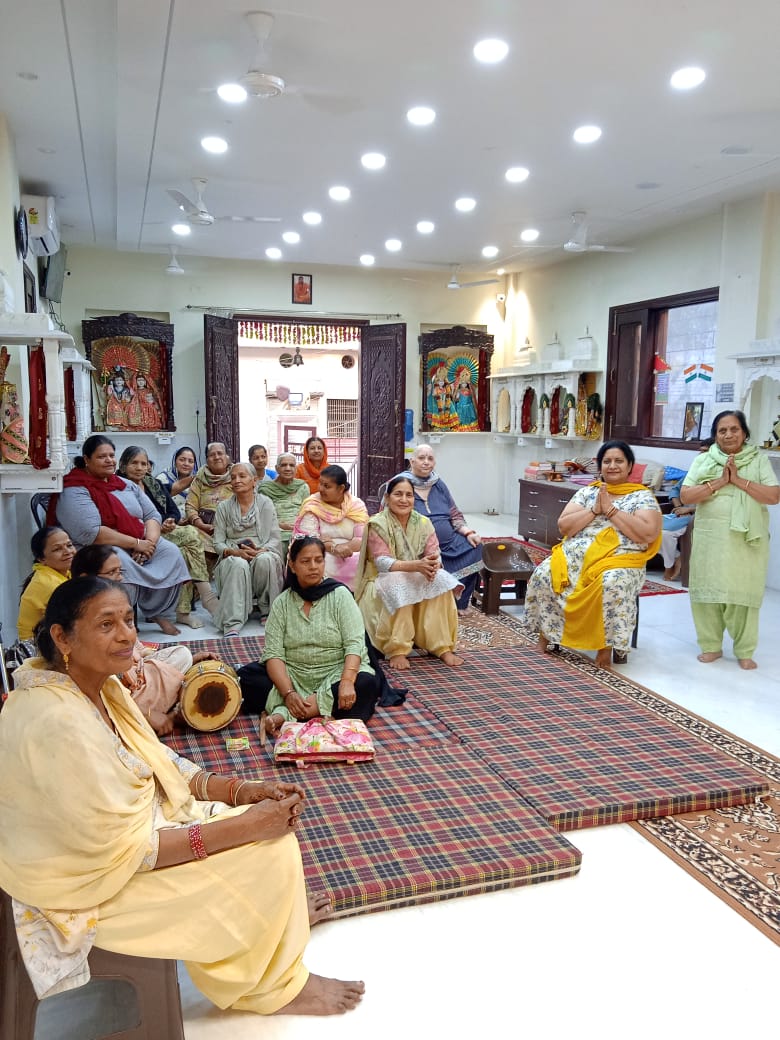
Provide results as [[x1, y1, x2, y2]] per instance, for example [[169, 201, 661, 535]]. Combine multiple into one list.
[[227, 778, 241, 805], [188, 823, 208, 860]]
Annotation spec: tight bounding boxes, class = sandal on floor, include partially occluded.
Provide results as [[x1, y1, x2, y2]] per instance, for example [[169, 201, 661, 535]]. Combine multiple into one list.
[[612, 649, 629, 664]]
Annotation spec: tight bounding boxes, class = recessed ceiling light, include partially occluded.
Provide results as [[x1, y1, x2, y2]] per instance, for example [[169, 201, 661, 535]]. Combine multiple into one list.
[[455, 197, 477, 212], [201, 135, 228, 154], [302, 211, 322, 225], [670, 66, 706, 90], [407, 106, 436, 126], [572, 125, 602, 144], [171, 223, 191, 236], [329, 185, 351, 201], [282, 231, 300, 244], [482, 245, 499, 259], [636, 181, 661, 190], [217, 82, 248, 103], [360, 254, 375, 266], [496, 268, 505, 276], [361, 152, 386, 170], [520, 228, 540, 242], [416, 220, 435, 234], [265, 247, 282, 259], [473, 38, 509, 63], [505, 166, 530, 183], [385, 238, 402, 251]]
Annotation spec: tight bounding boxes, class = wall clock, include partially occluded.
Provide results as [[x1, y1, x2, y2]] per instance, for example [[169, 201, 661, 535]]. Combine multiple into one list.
[[14, 205, 29, 259]]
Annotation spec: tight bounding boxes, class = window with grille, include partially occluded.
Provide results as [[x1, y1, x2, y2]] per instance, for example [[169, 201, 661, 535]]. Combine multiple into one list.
[[327, 398, 358, 437]]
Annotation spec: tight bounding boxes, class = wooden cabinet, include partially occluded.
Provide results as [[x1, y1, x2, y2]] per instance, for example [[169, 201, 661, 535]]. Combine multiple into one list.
[[518, 479, 578, 545]]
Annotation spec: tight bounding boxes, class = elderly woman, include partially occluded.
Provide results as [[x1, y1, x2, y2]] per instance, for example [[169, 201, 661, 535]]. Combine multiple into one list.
[[355, 475, 462, 671], [185, 442, 234, 557], [680, 410, 779, 669], [292, 464, 369, 590], [401, 444, 483, 612], [295, 436, 329, 494], [156, 445, 198, 512], [249, 536, 380, 736], [50, 434, 189, 635], [118, 445, 219, 628], [17, 527, 75, 641], [258, 452, 310, 554], [248, 443, 276, 483], [70, 545, 213, 736], [213, 462, 284, 636], [525, 440, 662, 668], [0, 577, 363, 1016]]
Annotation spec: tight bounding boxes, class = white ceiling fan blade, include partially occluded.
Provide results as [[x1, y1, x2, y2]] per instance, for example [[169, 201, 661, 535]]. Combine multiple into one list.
[[586, 244, 634, 253], [460, 277, 500, 288], [215, 215, 281, 224], [167, 188, 198, 216]]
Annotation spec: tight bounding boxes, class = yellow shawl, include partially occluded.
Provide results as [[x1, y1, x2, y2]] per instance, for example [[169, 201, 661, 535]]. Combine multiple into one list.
[[550, 483, 661, 649], [0, 661, 207, 910]]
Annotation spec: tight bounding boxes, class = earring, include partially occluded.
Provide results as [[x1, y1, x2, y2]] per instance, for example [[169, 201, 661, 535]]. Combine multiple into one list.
[[63, 652, 70, 673]]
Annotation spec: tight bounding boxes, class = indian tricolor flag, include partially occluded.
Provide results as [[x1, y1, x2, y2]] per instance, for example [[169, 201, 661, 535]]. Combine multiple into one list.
[[684, 364, 697, 383], [698, 363, 713, 381]]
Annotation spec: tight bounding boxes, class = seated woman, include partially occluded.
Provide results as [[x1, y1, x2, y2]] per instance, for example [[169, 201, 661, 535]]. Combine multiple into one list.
[[50, 434, 189, 635], [156, 445, 198, 512], [70, 545, 213, 736], [184, 441, 234, 559], [292, 465, 369, 590], [241, 536, 380, 735], [354, 476, 463, 671], [258, 452, 310, 555], [248, 443, 276, 483], [525, 440, 662, 668], [295, 436, 329, 494], [401, 444, 483, 612], [118, 445, 219, 628], [213, 463, 284, 636], [0, 577, 363, 1016], [17, 527, 75, 641], [660, 473, 695, 580]]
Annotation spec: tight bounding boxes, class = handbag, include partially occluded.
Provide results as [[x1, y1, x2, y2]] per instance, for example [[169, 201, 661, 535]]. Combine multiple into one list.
[[273, 717, 375, 768]]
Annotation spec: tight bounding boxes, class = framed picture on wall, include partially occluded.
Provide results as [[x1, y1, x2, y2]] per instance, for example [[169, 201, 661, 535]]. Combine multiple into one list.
[[22, 263, 37, 313], [682, 401, 703, 441], [292, 273, 312, 304]]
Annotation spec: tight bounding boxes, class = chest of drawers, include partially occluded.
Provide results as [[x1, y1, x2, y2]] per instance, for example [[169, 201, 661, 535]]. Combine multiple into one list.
[[517, 479, 579, 546]]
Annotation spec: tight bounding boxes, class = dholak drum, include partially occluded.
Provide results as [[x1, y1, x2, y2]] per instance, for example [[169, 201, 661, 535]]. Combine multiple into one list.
[[180, 661, 242, 732]]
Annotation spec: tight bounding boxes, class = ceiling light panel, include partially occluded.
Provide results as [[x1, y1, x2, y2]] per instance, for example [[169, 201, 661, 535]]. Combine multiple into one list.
[[572, 125, 602, 144], [302, 211, 322, 225], [520, 228, 539, 242], [505, 166, 530, 183], [217, 83, 247, 103], [361, 152, 386, 170], [455, 197, 476, 212], [670, 66, 706, 90], [407, 106, 436, 126], [282, 231, 300, 244], [360, 254, 375, 266], [385, 238, 402, 251], [201, 135, 228, 154], [482, 245, 499, 258], [265, 247, 282, 259], [473, 38, 509, 63], [416, 220, 435, 234], [328, 186, 351, 201], [171, 223, 191, 236]]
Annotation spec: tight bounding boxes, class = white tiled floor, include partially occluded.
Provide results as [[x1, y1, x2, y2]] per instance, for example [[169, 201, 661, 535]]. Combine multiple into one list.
[[148, 514, 780, 1038]]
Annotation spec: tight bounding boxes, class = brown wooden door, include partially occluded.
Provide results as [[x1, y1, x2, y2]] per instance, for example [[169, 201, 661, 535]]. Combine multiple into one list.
[[358, 323, 406, 513], [203, 315, 240, 461]]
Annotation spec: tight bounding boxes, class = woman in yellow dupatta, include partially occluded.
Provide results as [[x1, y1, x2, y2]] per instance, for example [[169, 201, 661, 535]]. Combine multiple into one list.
[[0, 578, 364, 1016], [292, 464, 369, 590], [354, 475, 462, 671], [525, 441, 662, 668]]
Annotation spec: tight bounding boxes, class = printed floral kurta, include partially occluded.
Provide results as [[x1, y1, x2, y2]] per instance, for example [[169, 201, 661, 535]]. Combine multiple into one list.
[[525, 485, 658, 651]]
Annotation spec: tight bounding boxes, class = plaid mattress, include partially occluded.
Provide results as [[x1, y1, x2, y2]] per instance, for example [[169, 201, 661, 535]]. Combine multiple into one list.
[[402, 647, 769, 830]]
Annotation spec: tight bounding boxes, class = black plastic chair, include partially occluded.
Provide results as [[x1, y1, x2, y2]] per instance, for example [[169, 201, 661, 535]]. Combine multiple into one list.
[[30, 493, 51, 530]]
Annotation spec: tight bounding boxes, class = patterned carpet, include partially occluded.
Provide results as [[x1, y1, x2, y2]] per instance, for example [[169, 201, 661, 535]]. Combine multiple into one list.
[[485, 537, 687, 597]]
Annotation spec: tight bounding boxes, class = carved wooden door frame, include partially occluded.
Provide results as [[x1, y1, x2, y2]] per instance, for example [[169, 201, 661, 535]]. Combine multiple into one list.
[[358, 323, 406, 513], [203, 314, 240, 461]]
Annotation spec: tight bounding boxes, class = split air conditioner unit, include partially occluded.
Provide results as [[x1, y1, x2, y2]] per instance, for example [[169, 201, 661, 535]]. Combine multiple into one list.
[[21, 194, 61, 256]]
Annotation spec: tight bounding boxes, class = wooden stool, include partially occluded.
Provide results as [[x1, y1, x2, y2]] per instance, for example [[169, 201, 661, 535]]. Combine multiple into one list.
[[474, 542, 535, 614], [1, 889, 185, 1040]]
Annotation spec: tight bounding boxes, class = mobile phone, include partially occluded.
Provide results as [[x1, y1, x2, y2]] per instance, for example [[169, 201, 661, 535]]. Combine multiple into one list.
[[238, 538, 255, 548]]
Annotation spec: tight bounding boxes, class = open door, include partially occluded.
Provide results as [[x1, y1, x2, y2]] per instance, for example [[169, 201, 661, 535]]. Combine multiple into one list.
[[203, 314, 240, 461], [358, 323, 406, 513]]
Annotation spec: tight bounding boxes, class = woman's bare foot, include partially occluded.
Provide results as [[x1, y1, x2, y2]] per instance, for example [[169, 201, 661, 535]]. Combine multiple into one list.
[[595, 648, 612, 669], [276, 974, 365, 1016], [697, 651, 722, 663], [439, 651, 463, 668], [387, 655, 410, 671], [537, 634, 549, 653], [307, 889, 333, 925], [263, 713, 284, 739], [176, 612, 204, 629], [154, 617, 180, 635], [738, 658, 757, 670]]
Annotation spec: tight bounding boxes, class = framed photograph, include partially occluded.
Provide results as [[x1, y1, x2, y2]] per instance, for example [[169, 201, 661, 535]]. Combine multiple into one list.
[[419, 325, 494, 432], [22, 262, 37, 313], [682, 401, 704, 442], [292, 273, 312, 305]]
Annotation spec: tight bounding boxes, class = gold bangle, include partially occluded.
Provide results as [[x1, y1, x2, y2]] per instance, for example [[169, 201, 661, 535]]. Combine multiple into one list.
[[705, 481, 716, 496], [744, 480, 752, 492]]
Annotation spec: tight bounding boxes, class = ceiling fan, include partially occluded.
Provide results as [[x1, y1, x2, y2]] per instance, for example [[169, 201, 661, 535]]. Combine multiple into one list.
[[166, 178, 280, 228], [563, 212, 634, 253], [165, 246, 185, 275], [447, 265, 500, 290]]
